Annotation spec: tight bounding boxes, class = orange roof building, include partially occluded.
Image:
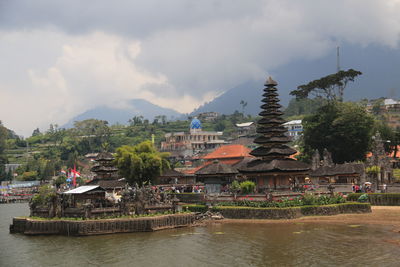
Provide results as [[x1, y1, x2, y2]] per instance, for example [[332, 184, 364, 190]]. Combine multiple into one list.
[[202, 144, 252, 161]]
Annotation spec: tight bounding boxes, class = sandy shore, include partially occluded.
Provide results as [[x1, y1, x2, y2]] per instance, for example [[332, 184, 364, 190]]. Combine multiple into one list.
[[210, 206, 400, 230]]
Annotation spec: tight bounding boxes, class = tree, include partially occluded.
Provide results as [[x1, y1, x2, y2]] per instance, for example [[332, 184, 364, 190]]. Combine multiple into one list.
[[0, 122, 8, 181], [74, 119, 110, 152], [240, 100, 247, 115], [114, 141, 170, 186], [283, 97, 327, 118], [301, 102, 374, 163], [32, 128, 41, 137], [290, 69, 362, 102], [128, 116, 144, 126]]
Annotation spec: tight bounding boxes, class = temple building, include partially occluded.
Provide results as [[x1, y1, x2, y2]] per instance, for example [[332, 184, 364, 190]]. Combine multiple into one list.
[[160, 117, 225, 157], [87, 152, 126, 193], [239, 77, 309, 191], [195, 160, 238, 194]]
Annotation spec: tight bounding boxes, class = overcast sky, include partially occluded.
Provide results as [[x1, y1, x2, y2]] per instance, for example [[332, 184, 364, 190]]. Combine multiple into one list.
[[1, 0, 400, 136]]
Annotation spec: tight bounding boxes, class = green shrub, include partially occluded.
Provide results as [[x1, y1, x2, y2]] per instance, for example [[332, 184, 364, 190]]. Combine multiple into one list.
[[358, 194, 369, 202], [31, 185, 56, 206], [239, 181, 256, 194], [230, 180, 240, 193]]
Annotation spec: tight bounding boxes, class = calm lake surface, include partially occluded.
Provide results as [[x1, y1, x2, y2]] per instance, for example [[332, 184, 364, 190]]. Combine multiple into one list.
[[1, 203, 400, 267]]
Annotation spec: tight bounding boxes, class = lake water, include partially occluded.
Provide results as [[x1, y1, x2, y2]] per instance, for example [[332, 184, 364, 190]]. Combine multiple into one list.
[[1, 203, 400, 267]]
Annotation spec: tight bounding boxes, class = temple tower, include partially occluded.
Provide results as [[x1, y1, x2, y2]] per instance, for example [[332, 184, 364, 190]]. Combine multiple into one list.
[[250, 77, 297, 160], [239, 77, 309, 191]]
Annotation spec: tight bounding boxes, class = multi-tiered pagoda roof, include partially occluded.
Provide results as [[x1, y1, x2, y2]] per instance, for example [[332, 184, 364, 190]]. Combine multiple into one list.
[[87, 152, 126, 190], [240, 77, 309, 173]]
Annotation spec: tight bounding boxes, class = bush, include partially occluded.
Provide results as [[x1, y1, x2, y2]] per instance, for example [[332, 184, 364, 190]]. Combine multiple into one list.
[[230, 180, 240, 193], [239, 181, 256, 194], [358, 194, 369, 203], [31, 185, 56, 206]]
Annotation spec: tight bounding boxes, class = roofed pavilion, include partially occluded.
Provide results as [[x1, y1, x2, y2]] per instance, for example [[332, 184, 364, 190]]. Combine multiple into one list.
[[87, 152, 126, 192], [239, 77, 309, 191]]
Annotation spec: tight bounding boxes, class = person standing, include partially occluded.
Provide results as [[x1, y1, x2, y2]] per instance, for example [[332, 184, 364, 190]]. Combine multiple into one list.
[[382, 183, 387, 193]]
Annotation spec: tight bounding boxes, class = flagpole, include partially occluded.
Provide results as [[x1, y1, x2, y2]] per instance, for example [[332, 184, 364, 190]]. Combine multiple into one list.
[[73, 164, 77, 187]]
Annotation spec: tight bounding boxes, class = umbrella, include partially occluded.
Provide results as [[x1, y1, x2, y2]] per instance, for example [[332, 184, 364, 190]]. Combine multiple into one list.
[[364, 182, 372, 185]]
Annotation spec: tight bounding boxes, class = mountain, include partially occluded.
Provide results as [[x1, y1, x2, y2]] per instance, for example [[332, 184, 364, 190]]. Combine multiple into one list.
[[191, 80, 264, 116], [192, 43, 400, 116], [63, 99, 184, 128]]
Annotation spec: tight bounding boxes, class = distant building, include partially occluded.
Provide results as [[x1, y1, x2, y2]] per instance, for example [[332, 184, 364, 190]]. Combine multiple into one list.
[[197, 112, 219, 121], [283, 120, 303, 140], [235, 122, 256, 137], [366, 98, 400, 129], [383, 99, 400, 129], [228, 122, 257, 148], [4, 164, 21, 174], [160, 118, 225, 158]]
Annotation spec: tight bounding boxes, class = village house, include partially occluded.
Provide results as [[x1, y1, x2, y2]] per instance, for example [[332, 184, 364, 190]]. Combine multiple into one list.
[[283, 120, 303, 140], [197, 112, 220, 121]]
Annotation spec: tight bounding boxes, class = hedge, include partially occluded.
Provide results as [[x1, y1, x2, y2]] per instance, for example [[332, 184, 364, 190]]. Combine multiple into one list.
[[347, 193, 400, 205]]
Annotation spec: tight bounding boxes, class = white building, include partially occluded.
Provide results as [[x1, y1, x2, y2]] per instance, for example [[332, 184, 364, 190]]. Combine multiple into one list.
[[283, 120, 303, 140], [160, 118, 225, 156]]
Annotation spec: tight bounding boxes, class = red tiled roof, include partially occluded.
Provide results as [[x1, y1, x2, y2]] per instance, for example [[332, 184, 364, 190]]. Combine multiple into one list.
[[219, 159, 242, 165], [202, 144, 252, 160], [179, 157, 247, 175], [180, 166, 205, 175]]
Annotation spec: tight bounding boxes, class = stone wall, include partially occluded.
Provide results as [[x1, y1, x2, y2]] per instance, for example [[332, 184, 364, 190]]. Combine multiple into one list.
[[172, 193, 205, 203], [213, 206, 302, 219], [10, 213, 196, 236], [212, 203, 371, 219], [347, 193, 400, 205]]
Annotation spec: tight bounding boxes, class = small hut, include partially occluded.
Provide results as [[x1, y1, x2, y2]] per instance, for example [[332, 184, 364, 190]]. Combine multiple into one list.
[[195, 160, 238, 194]]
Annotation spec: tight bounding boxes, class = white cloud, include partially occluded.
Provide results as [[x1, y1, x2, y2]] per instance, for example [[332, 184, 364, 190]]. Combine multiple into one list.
[[1, 0, 400, 136], [0, 31, 167, 135]]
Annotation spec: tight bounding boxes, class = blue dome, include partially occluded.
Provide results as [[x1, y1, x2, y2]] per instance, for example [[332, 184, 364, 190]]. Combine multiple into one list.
[[190, 118, 202, 129]]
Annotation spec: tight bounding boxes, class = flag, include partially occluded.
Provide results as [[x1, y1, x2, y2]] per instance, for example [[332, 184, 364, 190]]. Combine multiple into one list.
[[71, 165, 81, 187]]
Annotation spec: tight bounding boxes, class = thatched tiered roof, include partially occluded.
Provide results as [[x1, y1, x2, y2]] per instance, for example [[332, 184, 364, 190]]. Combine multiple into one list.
[[310, 163, 364, 177], [240, 77, 309, 173], [196, 160, 238, 176], [90, 151, 119, 181]]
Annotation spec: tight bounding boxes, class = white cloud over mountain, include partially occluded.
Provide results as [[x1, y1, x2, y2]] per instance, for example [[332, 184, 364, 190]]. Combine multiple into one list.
[[1, 0, 400, 135]]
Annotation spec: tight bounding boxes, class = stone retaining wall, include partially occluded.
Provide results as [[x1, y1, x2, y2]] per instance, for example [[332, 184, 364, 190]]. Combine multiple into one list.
[[212, 203, 371, 219], [10, 213, 196, 236], [347, 193, 400, 205]]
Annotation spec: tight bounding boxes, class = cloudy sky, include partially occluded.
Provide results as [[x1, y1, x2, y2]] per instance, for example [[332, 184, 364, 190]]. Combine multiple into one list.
[[1, 0, 400, 136]]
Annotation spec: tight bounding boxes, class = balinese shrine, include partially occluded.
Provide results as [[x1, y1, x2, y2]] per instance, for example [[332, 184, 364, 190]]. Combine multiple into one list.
[[87, 152, 126, 193], [239, 77, 309, 191]]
